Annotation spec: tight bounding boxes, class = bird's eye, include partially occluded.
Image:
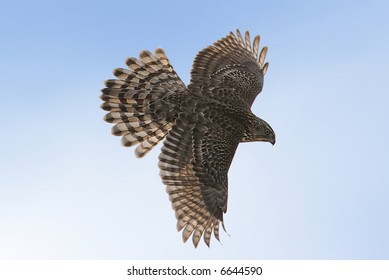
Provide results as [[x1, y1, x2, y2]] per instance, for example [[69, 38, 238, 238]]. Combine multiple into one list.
[[265, 129, 270, 134]]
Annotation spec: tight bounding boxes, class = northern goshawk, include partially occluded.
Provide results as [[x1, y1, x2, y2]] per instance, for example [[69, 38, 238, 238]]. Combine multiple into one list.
[[100, 30, 276, 247]]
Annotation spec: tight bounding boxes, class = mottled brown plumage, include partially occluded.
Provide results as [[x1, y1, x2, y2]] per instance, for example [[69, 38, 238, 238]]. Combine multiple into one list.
[[100, 30, 275, 247]]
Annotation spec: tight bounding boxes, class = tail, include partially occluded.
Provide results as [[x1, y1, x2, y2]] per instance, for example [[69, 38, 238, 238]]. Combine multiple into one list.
[[100, 48, 187, 158]]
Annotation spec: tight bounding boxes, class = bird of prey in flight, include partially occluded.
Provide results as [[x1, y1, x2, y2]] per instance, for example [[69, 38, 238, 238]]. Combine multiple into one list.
[[100, 29, 275, 247]]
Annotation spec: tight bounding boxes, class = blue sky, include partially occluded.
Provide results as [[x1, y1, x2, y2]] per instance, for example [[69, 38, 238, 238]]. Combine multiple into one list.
[[1, 0, 388, 259]]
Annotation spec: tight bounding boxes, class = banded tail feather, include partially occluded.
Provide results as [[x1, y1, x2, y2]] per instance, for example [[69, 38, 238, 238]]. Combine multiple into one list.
[[101, 48, 188, 158]]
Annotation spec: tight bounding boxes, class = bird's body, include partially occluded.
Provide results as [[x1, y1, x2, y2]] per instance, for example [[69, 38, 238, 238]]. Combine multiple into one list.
[[100, 30, 275, 247]]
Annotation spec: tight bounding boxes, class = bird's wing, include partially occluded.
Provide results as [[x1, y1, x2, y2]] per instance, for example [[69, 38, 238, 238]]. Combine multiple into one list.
[[188, 30, 269, 108], [159, 116, 241, 247]]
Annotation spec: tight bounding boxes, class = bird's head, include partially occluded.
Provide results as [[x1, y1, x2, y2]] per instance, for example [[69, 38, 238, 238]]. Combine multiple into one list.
[[241, 116, 276, 145]]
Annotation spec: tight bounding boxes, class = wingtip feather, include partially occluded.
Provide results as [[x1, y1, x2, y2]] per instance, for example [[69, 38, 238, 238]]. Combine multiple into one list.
[[236, 29, 244, 47], [259, 46, 268, 67], [263, 62, 269, 76], [253, 35, 260, 58], [244, 31, 251, 52]]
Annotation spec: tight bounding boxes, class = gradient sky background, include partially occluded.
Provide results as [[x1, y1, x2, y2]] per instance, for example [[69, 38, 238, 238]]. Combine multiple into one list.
[[1, 0, 388, 259]]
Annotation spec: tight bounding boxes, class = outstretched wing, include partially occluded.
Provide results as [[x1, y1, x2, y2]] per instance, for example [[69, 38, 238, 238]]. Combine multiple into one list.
[[159, 116, 241, 247], [188, 30, 269, 109]]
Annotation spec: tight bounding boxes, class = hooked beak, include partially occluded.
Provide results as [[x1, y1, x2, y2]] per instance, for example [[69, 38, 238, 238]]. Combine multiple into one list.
[[270, 135, 276, 146]]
